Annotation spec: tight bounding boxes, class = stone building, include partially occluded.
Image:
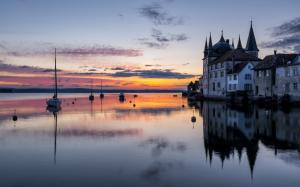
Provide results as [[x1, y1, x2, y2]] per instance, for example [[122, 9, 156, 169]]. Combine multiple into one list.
[[253, 52, 300, 100], [275, 54, 300, 101], [202, 23, 261, 99]]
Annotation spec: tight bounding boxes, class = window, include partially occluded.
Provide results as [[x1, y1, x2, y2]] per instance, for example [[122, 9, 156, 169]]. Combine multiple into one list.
[[256, 71, 259, 77], [294, 83, 298, 90], [229, 84, 232, 90], [285, 83, 290, 92], [259, 71, 262, 77], [285, 68, 291, 77], [245, 74, 252, 80], [214, 71, 217, 78], [217, 82, 221, 88], [293, 68, 298, 76], [233, 84, 236, 90], [221, 63, 224, 68], [213, 82, 215, 91], [234, 74, 237, 80], [266, 70, 270, 77], [229, 75, 232, 80], [244, 84, 252, 91], [221, 71, 224, 77], [210, 73, 212, 78]]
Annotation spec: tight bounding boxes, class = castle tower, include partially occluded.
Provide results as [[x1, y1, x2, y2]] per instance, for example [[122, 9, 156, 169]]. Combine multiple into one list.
[[237, 35, 244, 51], [245, 21, 259, 57], [204, 38, 208, 57]]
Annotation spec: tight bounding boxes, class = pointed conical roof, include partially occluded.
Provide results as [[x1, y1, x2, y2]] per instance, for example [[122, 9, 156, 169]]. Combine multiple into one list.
[[237, 35, 244, 50], [204, 38, 208, 57], [209, 33, 213, 49], [204, 38, 208, 51], [231, 38, 235, 48], [246, 21, 259, 52], [219, 30, 225, 42]]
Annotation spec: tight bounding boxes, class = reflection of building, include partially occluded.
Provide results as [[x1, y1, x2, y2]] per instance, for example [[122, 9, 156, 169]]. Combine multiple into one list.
[[200, 102, 300, 178]]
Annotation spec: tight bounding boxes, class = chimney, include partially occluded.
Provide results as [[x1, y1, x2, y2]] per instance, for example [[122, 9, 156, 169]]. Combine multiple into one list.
[[274, 50, 277, 56]]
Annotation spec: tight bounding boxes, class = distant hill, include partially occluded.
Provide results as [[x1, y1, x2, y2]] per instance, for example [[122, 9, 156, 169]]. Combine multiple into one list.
[[0, 88, 183, 93]]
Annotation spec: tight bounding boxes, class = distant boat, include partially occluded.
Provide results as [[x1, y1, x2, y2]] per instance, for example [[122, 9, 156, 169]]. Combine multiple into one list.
[[182, 91, 188, 97], [47, 48, 61, 109], [89, 80, 94, 101], [119, 92, 125, 102], [100, 80, 104, 99]]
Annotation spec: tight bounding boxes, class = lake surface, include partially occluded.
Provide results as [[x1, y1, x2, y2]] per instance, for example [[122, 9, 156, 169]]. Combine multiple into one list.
[[0, 93, 299, 187]]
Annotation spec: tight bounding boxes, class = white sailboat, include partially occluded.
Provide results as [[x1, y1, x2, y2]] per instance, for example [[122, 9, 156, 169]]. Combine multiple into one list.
[[47, 48, 61, 109]]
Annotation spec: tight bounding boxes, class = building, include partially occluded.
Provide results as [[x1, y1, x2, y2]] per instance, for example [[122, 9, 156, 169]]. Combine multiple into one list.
[[275, 54, 300, 101], [253, 52, 300, 100], [227, 62, 255, 93], [202, 22, 261, 99]]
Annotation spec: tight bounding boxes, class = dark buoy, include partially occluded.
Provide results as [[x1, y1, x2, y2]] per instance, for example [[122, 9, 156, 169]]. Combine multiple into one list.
[[72, 101, 75, 104], [133, 104, 136, 107], [129, 100, 132, 103], [12, 115, 18, 121], [100, 93, 104, 99], [89, 94, 94, 101], [182, 104, 185, 108], [12, 110, 18, 121], [133, 94, 138, 98], [191, 116, 196, 123]]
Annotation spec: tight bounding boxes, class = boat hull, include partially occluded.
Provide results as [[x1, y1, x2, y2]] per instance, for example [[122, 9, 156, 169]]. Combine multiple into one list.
[[47, 98, 61, 108]]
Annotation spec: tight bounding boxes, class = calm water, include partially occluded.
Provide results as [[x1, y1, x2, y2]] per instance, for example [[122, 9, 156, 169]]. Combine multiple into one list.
[[0, 93, 299, 187]]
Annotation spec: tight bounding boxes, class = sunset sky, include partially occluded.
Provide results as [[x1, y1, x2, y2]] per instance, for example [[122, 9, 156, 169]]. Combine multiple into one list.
[[0, 0, 299, 90]]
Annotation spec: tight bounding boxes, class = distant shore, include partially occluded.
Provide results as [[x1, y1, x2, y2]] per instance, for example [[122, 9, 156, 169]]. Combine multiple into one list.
[[0, 88, 183, 93]]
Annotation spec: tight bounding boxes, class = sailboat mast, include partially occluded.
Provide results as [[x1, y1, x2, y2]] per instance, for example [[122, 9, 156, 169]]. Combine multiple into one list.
[[54, 48, 58, 97]]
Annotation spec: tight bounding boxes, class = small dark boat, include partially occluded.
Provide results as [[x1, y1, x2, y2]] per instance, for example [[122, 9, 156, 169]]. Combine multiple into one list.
[[89, 79, 94, 101], [89, 94, 94, 101], [100, 80, 104, 99], [119, 92, 125, 102], [182, 91, 188, 97]]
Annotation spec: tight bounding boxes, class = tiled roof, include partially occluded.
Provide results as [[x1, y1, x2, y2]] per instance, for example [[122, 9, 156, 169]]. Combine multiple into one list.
[[210, 49, 261, 65], [253, 54, 299, 70], [227, 62, 249, 74]]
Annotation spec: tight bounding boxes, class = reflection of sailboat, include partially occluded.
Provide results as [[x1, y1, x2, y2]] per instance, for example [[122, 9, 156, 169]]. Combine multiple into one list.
[[89, 80, 94, 101], [47, 48, 61, 109], [100, 80, 104, 99], [47, 106, 59, 164]]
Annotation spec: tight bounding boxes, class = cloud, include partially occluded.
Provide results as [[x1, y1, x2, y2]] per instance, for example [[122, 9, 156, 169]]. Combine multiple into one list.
[[3, 44, 143, 57], [140, 41, 168, 49], [58, 46, 143, 57], [110, 69, 194, 79], [139, 3, 183, 26], [261, 17, 300, 52], [145, 64, 162, 67], [110, 67, 128, 71], [0, 62, 62, 73], [140, 28, 188, 49]]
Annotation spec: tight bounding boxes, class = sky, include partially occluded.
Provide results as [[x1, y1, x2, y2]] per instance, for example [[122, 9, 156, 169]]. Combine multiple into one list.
[[0, 0, 299, 90]]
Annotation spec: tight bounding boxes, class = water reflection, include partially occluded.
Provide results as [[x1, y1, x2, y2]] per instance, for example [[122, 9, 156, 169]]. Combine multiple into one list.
[[198, 101, 300, 178], [0, 93, 300, 187]]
